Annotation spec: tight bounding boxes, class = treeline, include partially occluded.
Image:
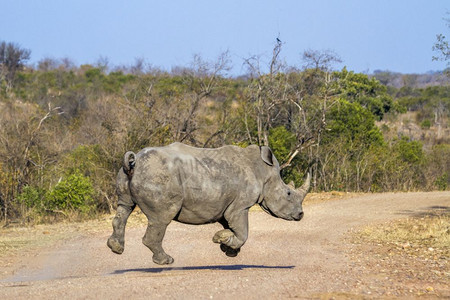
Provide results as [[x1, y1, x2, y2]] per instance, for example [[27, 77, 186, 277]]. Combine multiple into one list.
[[0, 44, 449, 224], [372, 70, 449, 89]]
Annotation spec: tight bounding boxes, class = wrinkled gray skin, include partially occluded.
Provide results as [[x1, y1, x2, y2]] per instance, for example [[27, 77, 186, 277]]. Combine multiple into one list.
[[107, 142, 310, 265]]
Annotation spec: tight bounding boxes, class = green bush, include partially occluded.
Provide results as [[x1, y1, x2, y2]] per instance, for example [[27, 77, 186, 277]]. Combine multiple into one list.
[[435, 173, 448, 190], [394, 136, 425, 164], [428, 144, 450, 191], [420, 119, 431, 129], [46, 170, 95, 215], [17, 185, 46, 209]]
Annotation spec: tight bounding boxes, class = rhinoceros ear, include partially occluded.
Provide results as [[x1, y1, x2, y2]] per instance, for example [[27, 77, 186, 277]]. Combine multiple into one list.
[[288, 181, 295, 189], [260, 146, 274, 166]]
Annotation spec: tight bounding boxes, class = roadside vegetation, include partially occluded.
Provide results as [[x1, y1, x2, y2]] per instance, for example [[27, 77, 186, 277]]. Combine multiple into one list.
[[1, 40, 449, 224]]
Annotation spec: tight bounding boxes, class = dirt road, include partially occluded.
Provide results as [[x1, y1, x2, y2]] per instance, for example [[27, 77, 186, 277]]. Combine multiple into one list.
[[1, 192, 449, 299]]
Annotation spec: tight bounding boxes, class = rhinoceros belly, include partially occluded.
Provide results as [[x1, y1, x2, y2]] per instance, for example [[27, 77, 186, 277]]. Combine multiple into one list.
[[173, 165, 242, 224]]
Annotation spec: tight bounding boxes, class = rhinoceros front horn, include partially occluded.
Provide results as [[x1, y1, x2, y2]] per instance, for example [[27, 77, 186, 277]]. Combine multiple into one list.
[[297, 172, 311, 198]]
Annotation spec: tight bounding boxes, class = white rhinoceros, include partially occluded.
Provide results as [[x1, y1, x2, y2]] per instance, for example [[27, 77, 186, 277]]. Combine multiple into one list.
[[107, 142, 310, 265]]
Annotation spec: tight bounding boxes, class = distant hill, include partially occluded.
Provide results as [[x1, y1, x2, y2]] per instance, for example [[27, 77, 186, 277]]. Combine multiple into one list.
[[371, 70, 450, 89]]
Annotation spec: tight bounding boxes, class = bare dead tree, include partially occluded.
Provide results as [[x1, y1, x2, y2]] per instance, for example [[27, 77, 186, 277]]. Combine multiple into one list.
[[302, 49, 342, 72], [243, 39, 288, 146], [176, 51, 232, 145], [23, 103, 64, 165], [0, 102, 63, 224]]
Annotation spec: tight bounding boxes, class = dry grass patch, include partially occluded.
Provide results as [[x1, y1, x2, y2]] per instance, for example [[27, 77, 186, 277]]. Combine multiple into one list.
[[0, 224, 69, 257], [350, 209, 449, 297], [0, 209, 148, 257], [0, 210, 149, 278], [358, 211, 449, 258]]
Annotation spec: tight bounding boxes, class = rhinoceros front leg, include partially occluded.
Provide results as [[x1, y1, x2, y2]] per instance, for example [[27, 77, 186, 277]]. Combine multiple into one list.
[[142, 221, 174, 265], [213, 209, 249, 257]]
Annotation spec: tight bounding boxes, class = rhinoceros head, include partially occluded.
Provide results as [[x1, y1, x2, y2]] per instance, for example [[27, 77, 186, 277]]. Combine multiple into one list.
[[258, 146, 310, 221]]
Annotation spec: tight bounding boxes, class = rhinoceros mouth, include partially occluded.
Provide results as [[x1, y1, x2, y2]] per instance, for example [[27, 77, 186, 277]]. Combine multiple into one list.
[[259, 202, 282, 219], [259, 201, 299, 221]]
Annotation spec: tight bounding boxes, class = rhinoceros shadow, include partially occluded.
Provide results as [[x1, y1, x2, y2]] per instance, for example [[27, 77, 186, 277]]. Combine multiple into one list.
[[112, 264, 294, 274]]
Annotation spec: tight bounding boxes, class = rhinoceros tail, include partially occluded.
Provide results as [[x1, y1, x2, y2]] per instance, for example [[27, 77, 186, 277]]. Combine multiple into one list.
[[123, 151, 136, 179]]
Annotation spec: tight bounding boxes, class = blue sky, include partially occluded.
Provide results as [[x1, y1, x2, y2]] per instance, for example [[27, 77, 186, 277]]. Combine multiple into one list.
[[1, 0, 449, 75]]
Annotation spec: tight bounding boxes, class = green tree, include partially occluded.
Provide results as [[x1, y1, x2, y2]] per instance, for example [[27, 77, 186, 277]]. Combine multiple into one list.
[[324, 99, 384, 148], [268, 126, 296, 162], [0, 41, 31, 91], [334, 68, 394, 119], [317, 99, 385, 191]]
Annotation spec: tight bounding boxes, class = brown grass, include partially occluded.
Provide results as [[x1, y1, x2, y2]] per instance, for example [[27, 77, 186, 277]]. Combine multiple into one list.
[[350, 210, 449, 297], [357, 212, 450, 258], [0, 209, 148, 259]]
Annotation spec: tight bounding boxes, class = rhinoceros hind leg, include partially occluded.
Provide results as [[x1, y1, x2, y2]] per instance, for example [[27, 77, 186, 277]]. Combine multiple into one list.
[[107, 204, 135, 254], [142, 222, 174, 265]]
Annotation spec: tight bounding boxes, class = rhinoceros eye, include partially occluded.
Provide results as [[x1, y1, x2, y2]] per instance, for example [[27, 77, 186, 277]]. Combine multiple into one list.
[[287, 190, 291, 196]]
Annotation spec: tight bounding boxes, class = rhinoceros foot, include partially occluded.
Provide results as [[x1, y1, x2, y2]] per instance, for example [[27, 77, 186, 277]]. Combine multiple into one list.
[[152, 253, 174, 265], [220, 244, 240, 257], [213, 229, 241, 257], [107, 237, 124, 254], [212, 229, 234, 244]]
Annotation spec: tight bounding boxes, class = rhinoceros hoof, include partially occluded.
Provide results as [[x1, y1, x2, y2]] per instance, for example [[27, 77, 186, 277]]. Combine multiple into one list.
[[212, 229, 234, 244], [107, 237, 124, 254], [153, 253, 174, 265], [220, 244, 240, 257]]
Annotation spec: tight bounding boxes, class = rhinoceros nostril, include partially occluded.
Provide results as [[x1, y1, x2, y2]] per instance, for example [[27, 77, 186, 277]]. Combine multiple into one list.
[[295, 212, 304, 221]]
